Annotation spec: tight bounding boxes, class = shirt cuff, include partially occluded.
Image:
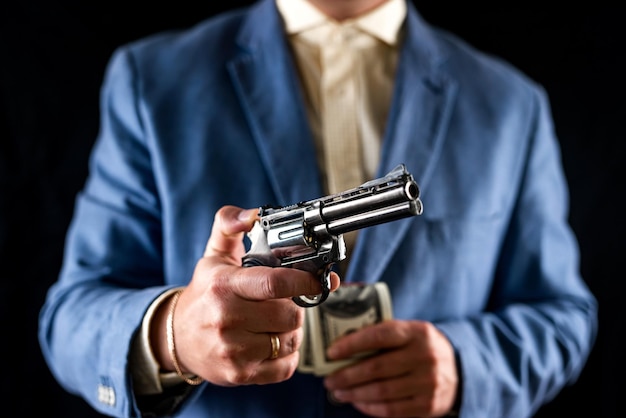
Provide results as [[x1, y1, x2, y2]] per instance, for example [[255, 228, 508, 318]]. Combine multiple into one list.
[[130, 287, 184, 395]]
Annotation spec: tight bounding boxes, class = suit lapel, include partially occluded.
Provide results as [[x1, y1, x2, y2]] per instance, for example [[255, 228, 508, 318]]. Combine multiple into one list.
[[348, 5, 458, 283], [226, 0, 323, 206], [227, 1, 458, 284]]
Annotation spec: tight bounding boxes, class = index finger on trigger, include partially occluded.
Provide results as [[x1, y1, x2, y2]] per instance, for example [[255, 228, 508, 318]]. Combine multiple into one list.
[[230, 265, 325, 302]]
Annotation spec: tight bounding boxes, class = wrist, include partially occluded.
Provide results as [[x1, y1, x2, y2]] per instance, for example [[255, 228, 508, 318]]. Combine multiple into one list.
[[149, 288, 183, 372], [165, 289, 203, 385]]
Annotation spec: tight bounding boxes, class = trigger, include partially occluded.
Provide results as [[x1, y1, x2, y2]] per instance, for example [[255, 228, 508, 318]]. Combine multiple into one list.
[[292, 266, 332, 307]]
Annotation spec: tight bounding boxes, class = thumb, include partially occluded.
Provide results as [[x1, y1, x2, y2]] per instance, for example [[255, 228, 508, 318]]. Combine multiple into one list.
[[203, 205, 259, 260]]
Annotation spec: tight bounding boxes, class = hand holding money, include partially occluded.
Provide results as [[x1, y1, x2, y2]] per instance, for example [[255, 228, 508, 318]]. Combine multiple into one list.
[[298, 282, 393, 376]]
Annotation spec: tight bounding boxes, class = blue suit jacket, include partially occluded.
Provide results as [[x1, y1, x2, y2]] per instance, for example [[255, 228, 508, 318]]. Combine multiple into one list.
[[39, 1, 597, 417]]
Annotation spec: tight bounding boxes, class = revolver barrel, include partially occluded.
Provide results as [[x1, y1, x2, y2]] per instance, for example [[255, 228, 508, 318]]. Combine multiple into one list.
[[319, 182, 422, 235]]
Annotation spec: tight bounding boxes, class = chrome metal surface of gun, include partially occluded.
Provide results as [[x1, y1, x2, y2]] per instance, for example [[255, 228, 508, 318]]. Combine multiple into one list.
[[241, 164, 423, 307]]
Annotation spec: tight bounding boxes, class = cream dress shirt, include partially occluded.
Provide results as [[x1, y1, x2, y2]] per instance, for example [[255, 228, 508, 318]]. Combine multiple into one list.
[[277, 0, 405, 193], [131, 0, 406, 394]]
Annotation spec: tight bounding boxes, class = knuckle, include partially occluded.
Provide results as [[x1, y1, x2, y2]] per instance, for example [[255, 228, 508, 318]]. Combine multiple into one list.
[[292, 307, 305, 329], [367, 322, 395, 346], [227, 368, 256, 385], [216, 340, 244, 363], [258, 272, 277, 298], [361, 357, 385, 376], [206, 275, 228, 300], [275, 364, 295, 383], [214, 205, 235, 225], [372, 382, 393, 398], [285, 329, 303, 354]]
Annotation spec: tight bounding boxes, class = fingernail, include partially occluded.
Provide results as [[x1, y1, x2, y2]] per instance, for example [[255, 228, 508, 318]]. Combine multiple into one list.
[[327, 390, 344, 405], [238, 209, 256, 221], [332, 390, 347, 402], [326, 346, 337, 359]]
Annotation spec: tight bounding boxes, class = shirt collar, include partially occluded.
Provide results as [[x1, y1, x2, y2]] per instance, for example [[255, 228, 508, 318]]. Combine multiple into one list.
[[276, 0, 407, 46]]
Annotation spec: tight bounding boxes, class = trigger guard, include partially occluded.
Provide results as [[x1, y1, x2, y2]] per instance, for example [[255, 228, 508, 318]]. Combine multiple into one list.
[[292, 269, 331, 307]]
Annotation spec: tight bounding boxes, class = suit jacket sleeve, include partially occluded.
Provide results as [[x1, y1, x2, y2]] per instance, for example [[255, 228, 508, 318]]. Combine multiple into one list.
[[435, 85, 598, 417], [37, 46, 191, 418]]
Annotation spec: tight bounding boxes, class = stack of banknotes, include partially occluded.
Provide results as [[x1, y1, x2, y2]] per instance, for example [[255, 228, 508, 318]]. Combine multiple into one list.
[[298, 282, 393, 376]]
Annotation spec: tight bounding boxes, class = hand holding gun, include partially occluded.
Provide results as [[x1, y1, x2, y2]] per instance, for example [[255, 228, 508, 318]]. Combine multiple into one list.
[[241, 164, 423, 307]]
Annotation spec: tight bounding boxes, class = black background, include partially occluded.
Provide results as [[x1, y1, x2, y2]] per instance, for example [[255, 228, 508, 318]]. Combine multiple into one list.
[[1, 2, 622, 417]]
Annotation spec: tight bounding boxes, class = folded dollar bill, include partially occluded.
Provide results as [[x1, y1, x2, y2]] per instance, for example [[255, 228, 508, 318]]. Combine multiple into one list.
[[298, 282, 393, 376]]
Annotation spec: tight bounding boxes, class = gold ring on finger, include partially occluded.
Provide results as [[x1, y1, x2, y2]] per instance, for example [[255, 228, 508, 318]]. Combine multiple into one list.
[[269, 334, 280, 360]]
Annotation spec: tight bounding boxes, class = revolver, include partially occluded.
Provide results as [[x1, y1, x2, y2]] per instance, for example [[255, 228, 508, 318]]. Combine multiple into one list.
[[241, 164, 423, 307]]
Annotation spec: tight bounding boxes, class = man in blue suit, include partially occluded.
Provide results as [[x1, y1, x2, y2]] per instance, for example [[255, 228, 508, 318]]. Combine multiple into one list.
[[39, 0, 597, 417]]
